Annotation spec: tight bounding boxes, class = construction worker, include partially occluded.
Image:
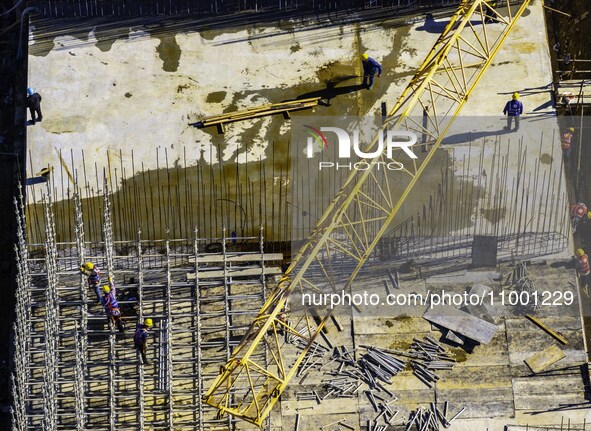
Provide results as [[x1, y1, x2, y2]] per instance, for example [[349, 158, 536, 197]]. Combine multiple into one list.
[[100, 280, 125, 333], [484, 1, 498, 23], [575, 249, 590, 289], [25, 167, 53, 186], [134, 318, 154, 364], [26, 88, 42, 124], [80, 261, 101, 302], [503, 92, 523, 131], [361, 53, 382, 90], [570, 202, 591, 233], [561, 127, 575, 167]]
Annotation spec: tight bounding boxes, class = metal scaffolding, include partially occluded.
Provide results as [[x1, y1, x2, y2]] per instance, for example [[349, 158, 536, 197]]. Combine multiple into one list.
[[10, 182, 282, 430]]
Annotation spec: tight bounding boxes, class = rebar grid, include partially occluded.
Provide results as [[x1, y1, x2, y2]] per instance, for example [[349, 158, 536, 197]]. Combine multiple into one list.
[[11, 181, 277, 430]]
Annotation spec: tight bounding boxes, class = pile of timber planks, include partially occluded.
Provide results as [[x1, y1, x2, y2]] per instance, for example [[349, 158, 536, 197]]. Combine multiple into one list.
[[194, 97, 323, 133]]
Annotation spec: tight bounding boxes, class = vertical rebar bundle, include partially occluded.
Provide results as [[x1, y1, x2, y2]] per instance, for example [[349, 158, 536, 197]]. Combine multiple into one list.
[[165, 229, 174, 429], [12, 187, 31, 431], [102, 183, 116, 431], [42, 183, 59, 431], [73, 190, 87, 431]]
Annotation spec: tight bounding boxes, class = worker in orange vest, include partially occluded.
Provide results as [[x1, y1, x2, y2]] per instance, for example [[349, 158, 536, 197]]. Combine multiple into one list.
[[575, 248, 590, 288], [570, 202, 591, 233], [561, 127, 575, 167]]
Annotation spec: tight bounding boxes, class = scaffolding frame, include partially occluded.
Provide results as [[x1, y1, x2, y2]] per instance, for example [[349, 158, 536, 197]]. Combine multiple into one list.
[[11, 183, 281, 430]]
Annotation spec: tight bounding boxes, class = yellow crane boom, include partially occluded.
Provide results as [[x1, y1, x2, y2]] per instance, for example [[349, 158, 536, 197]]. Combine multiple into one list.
[[203, 0, 532, 425]]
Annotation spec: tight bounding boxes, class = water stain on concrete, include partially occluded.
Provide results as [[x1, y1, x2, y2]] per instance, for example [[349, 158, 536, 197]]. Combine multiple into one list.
[[480, 207, 507, 224], [155, 35, 181, 72], [518, 42, 538, 54], [42, 116, 87, 134], [539, 153, 553, 165], [206, 91, 227, 103], [94, 27, 130, 52]]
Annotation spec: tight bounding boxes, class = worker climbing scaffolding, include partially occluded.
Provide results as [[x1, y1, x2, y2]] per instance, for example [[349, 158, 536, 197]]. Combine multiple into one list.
[[100, 278, 125, 333], [80, 261, 102, 302], [134, 318, 154, 364]]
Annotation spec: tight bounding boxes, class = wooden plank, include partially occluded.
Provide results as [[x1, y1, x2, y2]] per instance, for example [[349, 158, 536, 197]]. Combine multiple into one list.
[[196, 98, 322, 130], [186, 266, 282, 280], [423, 305, 497, 344], [189, 253, 283, 264], [524, 314, 569, 345], [524, 345, 565, 373], [200, 98, 321, 122]]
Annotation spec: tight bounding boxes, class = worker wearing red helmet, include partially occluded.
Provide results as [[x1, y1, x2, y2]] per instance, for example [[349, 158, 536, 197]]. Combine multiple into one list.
[[570, 202, 591, 233]]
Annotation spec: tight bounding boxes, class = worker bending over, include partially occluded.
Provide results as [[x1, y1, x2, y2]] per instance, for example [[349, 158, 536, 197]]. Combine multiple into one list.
[[80, 261, 101, 302], [134, 318, 154, 365], [361, 53, 382, 90], [100, 279, 125, 333]]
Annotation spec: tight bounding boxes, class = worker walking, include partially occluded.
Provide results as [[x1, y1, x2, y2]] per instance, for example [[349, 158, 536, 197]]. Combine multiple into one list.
[[561, 127, 575, 168], [100, 280, 125, 333], [503, 92, 523, 131], [570, 202, 591, 233], [484, 1, 498, 23], [26, 88, 43, 124], [80, 261, 102, 302], [361, 53, 382, 90], [575, 249, 590, 289], [134, 318, 154, 364]]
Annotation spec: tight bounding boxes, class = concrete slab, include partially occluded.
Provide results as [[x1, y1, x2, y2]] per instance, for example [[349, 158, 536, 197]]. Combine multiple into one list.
[[423, 305, 498, 344]]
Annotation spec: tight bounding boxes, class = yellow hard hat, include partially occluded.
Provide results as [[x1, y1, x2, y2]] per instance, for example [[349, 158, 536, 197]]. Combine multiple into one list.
[[512, 92, 520, 100], [102, 285, 110, 294], [361, 53, 369, 61], [145, 318, 153, 327], [83, 262, 94, 270], [568, 127, 575, 132], [576, 248, 585, 257]]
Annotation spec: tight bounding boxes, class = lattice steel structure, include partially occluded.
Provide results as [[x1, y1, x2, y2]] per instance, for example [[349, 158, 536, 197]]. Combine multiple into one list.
[[203, 0, 533, 425]]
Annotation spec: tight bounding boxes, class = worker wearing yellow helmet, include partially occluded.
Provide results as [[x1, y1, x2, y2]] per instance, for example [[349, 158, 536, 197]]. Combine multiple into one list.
[[79, 261, 102, 302], [100, 279, 124, 333], [360, 53, 382, 90], [134, 318, 154, 364], [503, 92, 523, 132], [484, 1, 498, 23]]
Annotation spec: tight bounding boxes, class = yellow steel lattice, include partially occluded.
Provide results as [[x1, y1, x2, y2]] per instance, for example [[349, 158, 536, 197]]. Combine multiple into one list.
[[203, 0, 532, 425]]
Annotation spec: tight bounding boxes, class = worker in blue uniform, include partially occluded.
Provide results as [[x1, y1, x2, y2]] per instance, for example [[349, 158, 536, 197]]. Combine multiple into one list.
[[361, 53, 382, 90], [503, 92, 523, 131], [134, 318, 154, 364]]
